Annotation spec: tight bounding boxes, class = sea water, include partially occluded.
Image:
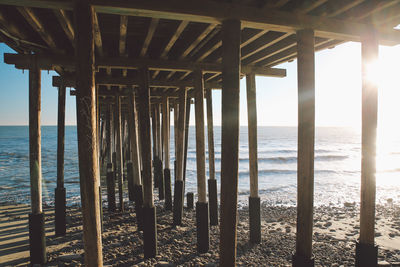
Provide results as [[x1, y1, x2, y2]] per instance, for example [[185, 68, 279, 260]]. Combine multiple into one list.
[[1, 126, 400, 207]]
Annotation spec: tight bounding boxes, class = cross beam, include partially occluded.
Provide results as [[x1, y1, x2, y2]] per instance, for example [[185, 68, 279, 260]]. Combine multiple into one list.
[[4, 53, 287, 77]]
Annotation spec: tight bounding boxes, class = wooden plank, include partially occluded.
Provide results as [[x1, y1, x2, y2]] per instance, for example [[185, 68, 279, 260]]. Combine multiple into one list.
[[17, 7, 58, 49], [137, 67, 154, 207], [295, 29, 315, 261], [74, 1, 103, 265], [359, 30, 378, 245], [167, 24, 217, 80], [93, 12, 104, 57], [29, 57, 42, 214], [90, 0, 400, 45], [246, 74, 258, 198], [193, 70, 207, 203], [220, 19, 241, 267], [205, 88, 215, 181], [53, 9, 74, 44], [140, 18, 159, 57], [119, 15, 128, 56], [161, 20, 188, 59], [2, 0, 400, 44]]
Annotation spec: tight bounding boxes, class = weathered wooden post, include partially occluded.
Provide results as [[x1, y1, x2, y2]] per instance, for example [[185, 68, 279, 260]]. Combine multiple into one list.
[[106, 103, 116, 212], [356, 29, 379, 267], [246, 73, 261, 244], [157, 104, 165, 200], [220, 19, 241, 266], [128, 90, 144, 228], [206, 87, 218, 226], [173, 87, 187, 225], [183, 96, 191, 183], [137, 67, 157, 258], [115, 94, 124, 212], [194, 70, 209, 253], [152, 106, 159, 189], [55, 80, 66, 236], [293, 29, 315, 267], [163, 95, 172, 210], [74, 1, 103, 265], [28, 56, 46, 265]]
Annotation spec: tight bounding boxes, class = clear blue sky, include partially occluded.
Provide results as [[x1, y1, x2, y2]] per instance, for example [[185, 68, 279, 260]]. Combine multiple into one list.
[[0, 42, 399, 127]]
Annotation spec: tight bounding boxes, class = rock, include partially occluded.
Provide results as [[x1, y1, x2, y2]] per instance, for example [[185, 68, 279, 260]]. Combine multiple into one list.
[[156, 262, 174, 267], [59, 254, 82, 262], [324, 221, 332, 227], [344, 202, 355, 208], [389, 233, 396, 238], [378, 260, 391, 266]]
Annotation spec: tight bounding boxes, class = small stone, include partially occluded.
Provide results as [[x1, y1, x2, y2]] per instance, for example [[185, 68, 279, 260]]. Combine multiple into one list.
[[59, 254, 82, 262], [378, 260, 391, 266]]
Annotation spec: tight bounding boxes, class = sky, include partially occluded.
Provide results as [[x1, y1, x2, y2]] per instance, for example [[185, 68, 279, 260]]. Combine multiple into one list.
[[0, 41, 400, 128]]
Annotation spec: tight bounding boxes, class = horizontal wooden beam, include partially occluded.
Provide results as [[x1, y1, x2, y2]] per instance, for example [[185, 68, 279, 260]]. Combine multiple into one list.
[[0, 0, 398, 45], [52, 75, 221, 89], [4, 53, 287, 77]]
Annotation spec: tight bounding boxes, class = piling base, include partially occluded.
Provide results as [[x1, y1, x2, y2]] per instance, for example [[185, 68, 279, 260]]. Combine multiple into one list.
[[106, 169, 116, 212], [164, 169, 172, 211], [249, 196, 261, 244], [173, 180, 184, 225], [196, 202, 209, 253], [55, 187, 66, 236], [127, 162, 134, 201], [187, 192, 194, 209], [143, 206, 157, 259], [133, 184, 144, 230], [208, 179, 218, 226], [159, 160, 165, 200], [355, 241, 378, 267], [292, 254, 314, 267], [154, 157, 159, 189], [29, 212, 47, 265]]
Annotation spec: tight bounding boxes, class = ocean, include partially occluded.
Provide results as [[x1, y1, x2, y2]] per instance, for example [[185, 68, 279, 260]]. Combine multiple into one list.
[[1, 125, 400, 207]]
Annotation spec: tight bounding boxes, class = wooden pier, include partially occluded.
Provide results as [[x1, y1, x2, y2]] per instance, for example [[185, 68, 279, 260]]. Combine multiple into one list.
[[0, 0, 399, 266]]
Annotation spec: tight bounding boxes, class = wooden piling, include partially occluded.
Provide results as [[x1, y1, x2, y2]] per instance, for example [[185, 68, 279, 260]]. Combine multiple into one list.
[[152, 105, 159, 189], [356, 29, 379, 267], [220, 19, 241, 266], [128, 91, 142, 187], [163, 95, 172, 210], [194, 69, 209, 253], [173, 87, 187, 225], [246, 73, 261, 244], [206, 87, 218, 226], [115, 95, 124, 212], [28, 56, 46, 265], [137, 67, 157, 258], [55, 82, 66, 236], [293, 29, 315, 267], [183, 96, 191, 182], [74, 1, 103, 265], [156, 103, 165, 200]]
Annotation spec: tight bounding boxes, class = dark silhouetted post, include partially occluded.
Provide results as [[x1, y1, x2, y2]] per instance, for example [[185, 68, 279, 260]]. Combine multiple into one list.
[[55, 81, 66, 236], [220, 19, 241, 266], [293, 29, 315, 267]]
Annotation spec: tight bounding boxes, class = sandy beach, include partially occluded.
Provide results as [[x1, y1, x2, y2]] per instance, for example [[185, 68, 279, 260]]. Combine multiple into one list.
[[1, 199, 400, 266]]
